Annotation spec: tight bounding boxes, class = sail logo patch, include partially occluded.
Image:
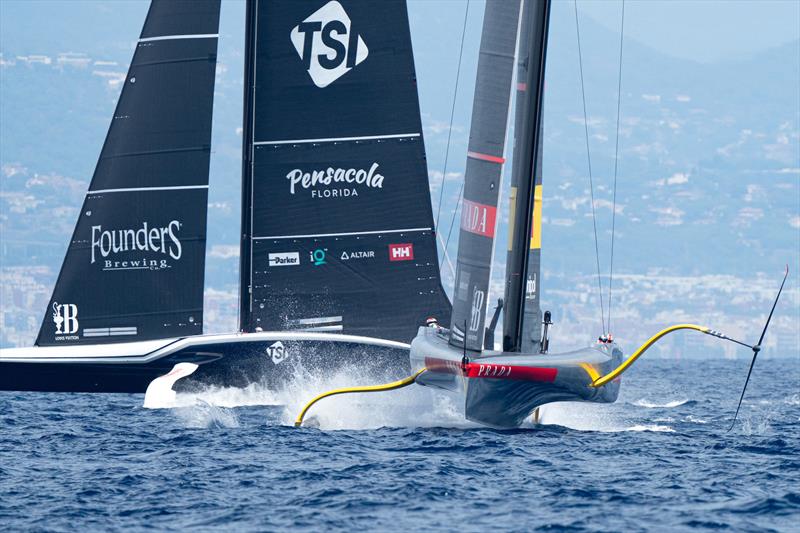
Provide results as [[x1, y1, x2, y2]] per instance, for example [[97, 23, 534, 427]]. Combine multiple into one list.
[[469, 288, 485, 332], [268, 252, 300, 267], [91, 220, 183, 271], [311, 249, 327, 266], [52, 302, 79, 340], [526, 273, 537, 298], [266, 341, 289, 365], [461, 199, 497, 238], [389, 243, 414, 261], [290, 1, 369, 88], [286, 163, 384, 199], [340, 250, 375, 261]]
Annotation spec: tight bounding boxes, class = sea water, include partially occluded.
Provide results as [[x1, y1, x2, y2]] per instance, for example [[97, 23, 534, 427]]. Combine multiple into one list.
[[1, 358, 798, 531]]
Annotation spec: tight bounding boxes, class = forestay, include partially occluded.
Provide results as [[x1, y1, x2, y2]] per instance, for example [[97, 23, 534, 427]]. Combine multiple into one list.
[[239, 0, 451, 342], [36, 0, 221, 346]]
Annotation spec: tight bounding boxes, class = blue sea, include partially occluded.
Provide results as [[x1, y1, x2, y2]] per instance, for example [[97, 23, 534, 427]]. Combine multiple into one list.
[[1, 357, 798, 531]]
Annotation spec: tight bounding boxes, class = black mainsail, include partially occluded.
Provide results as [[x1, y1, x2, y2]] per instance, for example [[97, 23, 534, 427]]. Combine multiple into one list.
[[503, 0, 551, 352], [449, 0, 522, 351], [239, 0, 450, 342], [36, 0, 221, 346]]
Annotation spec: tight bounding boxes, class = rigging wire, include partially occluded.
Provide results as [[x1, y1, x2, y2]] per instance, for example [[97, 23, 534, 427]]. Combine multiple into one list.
[[441, 181, 465, 270], [608, 0, 625, 334], [435, 0, 471, 268], [573, 0, 607, 335]]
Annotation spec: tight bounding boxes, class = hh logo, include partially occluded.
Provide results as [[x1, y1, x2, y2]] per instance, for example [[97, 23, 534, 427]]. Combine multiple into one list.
[[290, 1, 369, 88], [52, 302, 79, 334], [389, 243, 414, 261]]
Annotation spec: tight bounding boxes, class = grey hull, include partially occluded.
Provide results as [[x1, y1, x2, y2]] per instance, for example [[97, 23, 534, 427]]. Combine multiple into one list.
[[410, 327, 623, 428]]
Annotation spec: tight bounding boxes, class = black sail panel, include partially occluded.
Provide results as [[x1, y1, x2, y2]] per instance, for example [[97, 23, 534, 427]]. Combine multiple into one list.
[[241, 0, 450, 342], [449, 0, 522, 351], [36, 0, 220, 346], [503, 0, 551, 352]]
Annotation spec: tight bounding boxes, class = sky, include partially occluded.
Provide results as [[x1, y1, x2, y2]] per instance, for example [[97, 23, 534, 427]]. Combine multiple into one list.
[[2, 0, 799, 64], [577, 0, 800, 63]]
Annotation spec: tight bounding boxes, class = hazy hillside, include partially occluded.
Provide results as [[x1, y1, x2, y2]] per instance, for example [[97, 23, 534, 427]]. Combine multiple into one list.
[[1, 1, 797, 352]]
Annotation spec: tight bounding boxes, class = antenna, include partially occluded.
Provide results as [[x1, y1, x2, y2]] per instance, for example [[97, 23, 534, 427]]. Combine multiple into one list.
[[728, 265, 789, 431]]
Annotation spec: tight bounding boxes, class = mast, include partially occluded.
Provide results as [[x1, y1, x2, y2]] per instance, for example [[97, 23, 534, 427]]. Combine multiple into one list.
[[503, 0, 551, 353], [449, 0, 523, 351], [238, 0, 257, 331]]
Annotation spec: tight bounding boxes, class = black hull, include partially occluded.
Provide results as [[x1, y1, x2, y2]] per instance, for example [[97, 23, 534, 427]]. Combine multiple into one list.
[[0, 335, 410, 394]]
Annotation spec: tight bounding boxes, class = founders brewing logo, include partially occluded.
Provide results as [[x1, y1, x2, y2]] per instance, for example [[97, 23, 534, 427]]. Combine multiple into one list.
[[286, 163, 384, 199], [290, 1, 369, 88], [91, 220, 183, 271], [52, 302, 79, 340]]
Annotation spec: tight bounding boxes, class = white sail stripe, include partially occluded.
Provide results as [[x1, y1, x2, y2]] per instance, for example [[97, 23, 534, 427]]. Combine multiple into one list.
[[286, 316, 343, 325], [138, 33, 219, 43], [88, 185, 208, 195], [253, 227, 432, 240], [254, 133, 420, 145], [83, 327, 137, 337], [292, 325, 344, 332]]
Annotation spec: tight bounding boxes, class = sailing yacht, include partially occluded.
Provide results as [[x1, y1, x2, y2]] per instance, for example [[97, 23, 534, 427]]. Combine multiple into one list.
[[0, 0, 451, 393], [402, 0, 784, 429]]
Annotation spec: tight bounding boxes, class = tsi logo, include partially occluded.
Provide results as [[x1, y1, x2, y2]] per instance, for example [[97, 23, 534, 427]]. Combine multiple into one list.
[[388, 243, 414, 262], [290, 0, 369, 88], [52, 302, 79, 335], [266, 341, 289, 365], [268, 252, 300, 267]]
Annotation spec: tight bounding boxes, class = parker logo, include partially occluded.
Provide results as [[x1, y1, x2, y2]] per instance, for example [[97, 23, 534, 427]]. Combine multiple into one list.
[[52, 302, 79, 338], [389, 243, 414, 261], [91, 220, 183, 271], [269, 252, 300, 267], [290, 1, 369, 88]]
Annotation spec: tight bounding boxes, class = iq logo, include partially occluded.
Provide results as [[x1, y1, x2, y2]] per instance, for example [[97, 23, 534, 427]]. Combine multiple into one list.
[[310, 248, 327, 266], [290, 1, 369, 88]]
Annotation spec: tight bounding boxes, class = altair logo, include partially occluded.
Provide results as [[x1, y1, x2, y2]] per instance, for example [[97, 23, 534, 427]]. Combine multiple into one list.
[[290, 1, 369, 88]]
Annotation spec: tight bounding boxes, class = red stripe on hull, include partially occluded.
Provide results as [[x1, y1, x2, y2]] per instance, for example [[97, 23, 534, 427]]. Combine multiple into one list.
[[423, 357, 557, 383]]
